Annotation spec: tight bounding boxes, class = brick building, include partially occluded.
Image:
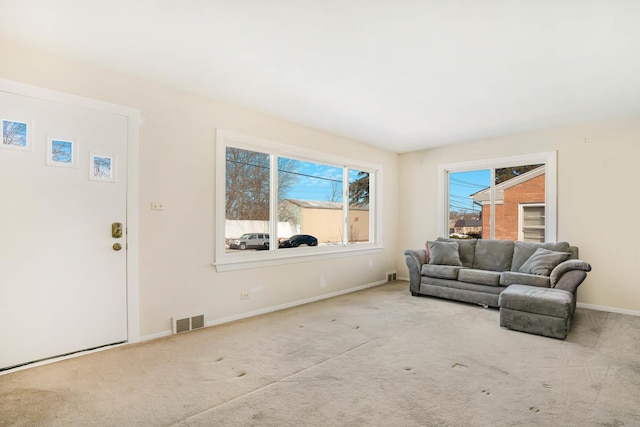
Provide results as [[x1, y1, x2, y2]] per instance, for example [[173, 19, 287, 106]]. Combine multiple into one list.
[[471, 166, 546, 242]]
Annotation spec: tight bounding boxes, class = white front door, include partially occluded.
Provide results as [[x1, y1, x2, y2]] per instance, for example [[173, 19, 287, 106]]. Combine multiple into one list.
[[0, 87, 129, 370]]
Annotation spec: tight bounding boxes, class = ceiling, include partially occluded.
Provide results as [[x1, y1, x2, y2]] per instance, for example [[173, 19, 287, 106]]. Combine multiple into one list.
[[1, 1, 640, 153]]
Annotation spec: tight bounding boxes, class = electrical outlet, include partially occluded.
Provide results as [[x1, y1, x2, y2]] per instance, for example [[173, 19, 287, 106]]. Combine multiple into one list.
[[151, 202, 165, 210], [240, 292, 250, 300]]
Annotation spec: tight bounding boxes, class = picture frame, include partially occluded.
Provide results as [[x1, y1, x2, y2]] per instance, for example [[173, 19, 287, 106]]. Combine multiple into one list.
[[47, 137, 77, 168], [1, 118, 32, 151], [89, 152, 116, 182]]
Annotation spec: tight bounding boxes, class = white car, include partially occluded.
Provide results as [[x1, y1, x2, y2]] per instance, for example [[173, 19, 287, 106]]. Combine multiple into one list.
[[228, 233, 269, 250]]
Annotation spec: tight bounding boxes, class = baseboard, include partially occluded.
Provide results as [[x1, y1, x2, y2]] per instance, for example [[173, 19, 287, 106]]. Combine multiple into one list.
[[139, 330, 173, 342], [0, 342, 128, 376], [139, 279, 388, 342], [577, 302, 640, 317], [207, 279, 387, 328]]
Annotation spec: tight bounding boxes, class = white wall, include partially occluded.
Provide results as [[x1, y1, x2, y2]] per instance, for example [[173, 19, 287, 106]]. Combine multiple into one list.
[[399, 116, 640, 313], [0, 38, 400, 338]]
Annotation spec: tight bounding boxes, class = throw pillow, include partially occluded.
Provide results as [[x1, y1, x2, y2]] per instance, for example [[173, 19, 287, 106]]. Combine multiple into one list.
[[518, 248, 571, 276], [437, 237, 477, 267], [428, 241, 463, 266], [424, 241, 430, 264], [510, 241, 571, 272]]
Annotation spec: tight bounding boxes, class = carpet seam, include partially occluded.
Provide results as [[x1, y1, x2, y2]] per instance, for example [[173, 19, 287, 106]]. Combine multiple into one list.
[[169, 338, 376, 426]]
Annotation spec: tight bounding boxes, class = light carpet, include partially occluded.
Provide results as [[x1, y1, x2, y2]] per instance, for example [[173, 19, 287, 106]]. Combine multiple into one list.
[[1, 281, 639, 426]]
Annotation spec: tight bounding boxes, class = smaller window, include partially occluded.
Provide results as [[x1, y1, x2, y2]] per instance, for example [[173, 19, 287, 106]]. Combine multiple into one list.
[[438, 151, 557, 242], [520, 204, 545, 242]]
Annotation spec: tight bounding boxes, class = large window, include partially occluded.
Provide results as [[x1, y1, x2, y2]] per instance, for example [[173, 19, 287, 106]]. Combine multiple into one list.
[[215, 130, 380, 270], [438, 152, 556, 242]]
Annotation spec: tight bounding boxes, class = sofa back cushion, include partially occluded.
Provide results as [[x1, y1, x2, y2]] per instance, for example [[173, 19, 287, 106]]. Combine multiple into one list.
[[427, 241, 463, 266], [510, 241, 571, 272], [436, 237, 477, 268], [472, 239, 515, 271]]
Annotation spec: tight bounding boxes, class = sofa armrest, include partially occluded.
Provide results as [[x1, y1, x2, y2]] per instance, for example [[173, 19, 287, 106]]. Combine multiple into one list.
[[404, 249, 426, 294], [550, 259, 591, 292]]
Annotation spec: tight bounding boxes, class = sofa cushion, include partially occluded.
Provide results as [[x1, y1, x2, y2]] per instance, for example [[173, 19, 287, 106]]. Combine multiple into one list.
[[518, 248, 571, 276], [511, 241, 571, 272], [421, 276, 505, 295], [499, 284, 574, 318], [458, 268, 502, 286], [500, 271, 551, 288], [427, 241, 463, 266], [472, 239, 515, 272], [421, 264, 465, 280], [436, 237, 477, 267]]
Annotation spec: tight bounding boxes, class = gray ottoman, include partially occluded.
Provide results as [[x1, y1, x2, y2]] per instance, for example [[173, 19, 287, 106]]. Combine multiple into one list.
[[498, 284, 575, 339]]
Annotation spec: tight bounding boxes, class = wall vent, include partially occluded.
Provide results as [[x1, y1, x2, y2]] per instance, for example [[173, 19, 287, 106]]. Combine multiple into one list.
[[172, 314, 205, 334], [387, 272, 397, 282]]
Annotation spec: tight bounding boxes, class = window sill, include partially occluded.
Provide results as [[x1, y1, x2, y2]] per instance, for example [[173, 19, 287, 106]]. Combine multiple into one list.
[[213, 245, 383, 272]]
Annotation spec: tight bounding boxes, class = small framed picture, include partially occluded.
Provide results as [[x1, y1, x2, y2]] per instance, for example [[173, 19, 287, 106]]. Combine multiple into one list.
[[1, 118, 32, 151], [89, 152, 116, 182], [47, 137, 77, 168]]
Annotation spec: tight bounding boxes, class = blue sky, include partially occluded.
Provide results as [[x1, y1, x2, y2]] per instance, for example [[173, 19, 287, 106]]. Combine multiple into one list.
[[280, 159, 362, 202], [449, 170, 490, 214], [281, 159, 488, 210]]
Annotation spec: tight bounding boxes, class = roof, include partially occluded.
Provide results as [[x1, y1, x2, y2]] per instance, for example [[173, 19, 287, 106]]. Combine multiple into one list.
[[454, 219, 482, 227], [471, 165, 545, 203]]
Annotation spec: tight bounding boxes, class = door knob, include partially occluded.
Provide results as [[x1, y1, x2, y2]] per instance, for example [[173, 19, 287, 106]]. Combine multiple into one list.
[[112, 223, 123, 238], [113, 243, 123, 251]]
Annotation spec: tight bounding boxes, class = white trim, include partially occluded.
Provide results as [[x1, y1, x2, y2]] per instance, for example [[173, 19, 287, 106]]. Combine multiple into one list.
[[577, 302, 640, 317], [215, 129, 382, 271], [139, 279, 388, 342], [518, 203, 545, 242], [0, 342, 128, 376], [342, 167, 349, 245], [489, 168, 496, 239], [217, 129, 381, 170], [213, 247, 382, 272], [0, 78, 139, 117], [0, 78, 140, 344], [126, 112, 141, 343], [438, 151, 557, 240]]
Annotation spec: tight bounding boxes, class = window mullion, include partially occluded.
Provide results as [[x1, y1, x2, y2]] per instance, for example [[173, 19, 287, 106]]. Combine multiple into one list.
[[343, 167, 349, 246], [489, 168, 496, 239], [269, 154, 278, 250], [369, 169, 376, 244]]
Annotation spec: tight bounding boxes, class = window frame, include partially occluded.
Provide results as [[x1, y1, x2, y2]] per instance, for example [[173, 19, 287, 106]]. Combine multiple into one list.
[[214, 129, 382, 271], [519, 203, 546, 242], [437, 151, 557, 242]]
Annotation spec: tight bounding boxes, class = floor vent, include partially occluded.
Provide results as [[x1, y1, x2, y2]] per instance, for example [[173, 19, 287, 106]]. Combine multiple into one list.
[[387, 272, 397, 282], [172, 314, 205, 334]]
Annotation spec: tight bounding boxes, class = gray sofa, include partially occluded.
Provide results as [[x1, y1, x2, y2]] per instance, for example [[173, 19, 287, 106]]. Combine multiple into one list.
[[404, 238, 591, 310]]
